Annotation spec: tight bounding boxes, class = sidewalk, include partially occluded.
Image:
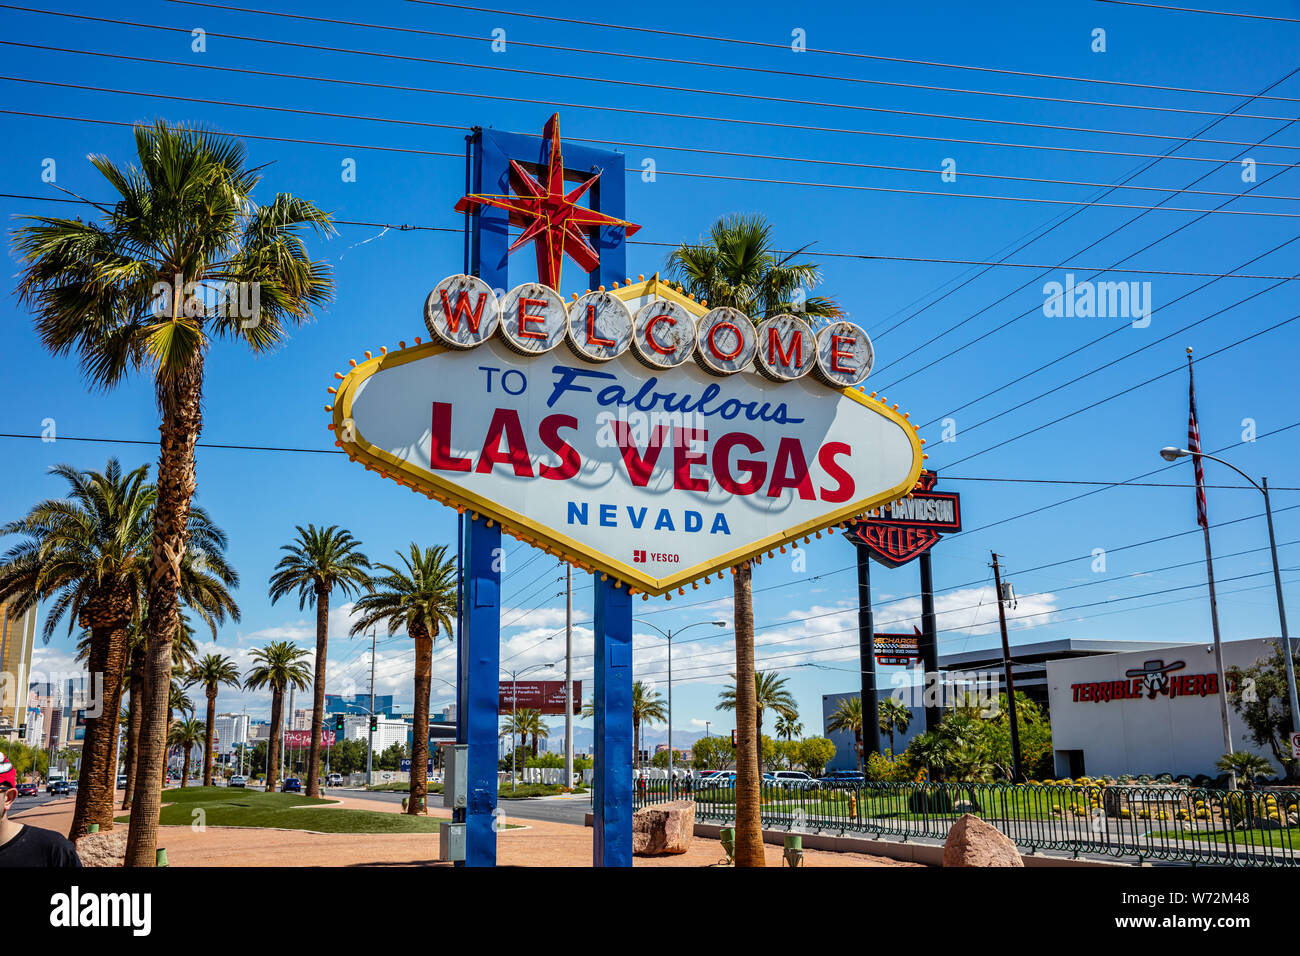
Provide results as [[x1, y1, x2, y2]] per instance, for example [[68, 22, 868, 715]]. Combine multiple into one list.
[[16, 795, 920, 867]]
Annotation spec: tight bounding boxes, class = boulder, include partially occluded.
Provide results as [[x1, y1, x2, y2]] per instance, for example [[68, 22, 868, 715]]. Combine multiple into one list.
[[632, 800, 695, 856], [75, 828, 129, 867], [943, 813, 1023, 867]]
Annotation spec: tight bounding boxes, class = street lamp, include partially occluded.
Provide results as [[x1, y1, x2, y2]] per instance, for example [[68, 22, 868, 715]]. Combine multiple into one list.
[[1158, 446, 1299, 753], [501, 662, 555, 794], [633, 619, 727, 788]]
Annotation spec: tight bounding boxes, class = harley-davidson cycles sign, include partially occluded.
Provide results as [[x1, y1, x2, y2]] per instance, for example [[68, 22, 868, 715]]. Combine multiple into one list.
[[329, 274, 924, 596], [849, 470, 961, 566]]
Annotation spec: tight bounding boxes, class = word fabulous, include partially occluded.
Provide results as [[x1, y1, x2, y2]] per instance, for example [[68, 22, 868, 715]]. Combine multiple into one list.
[[423, 274, 874, 389]]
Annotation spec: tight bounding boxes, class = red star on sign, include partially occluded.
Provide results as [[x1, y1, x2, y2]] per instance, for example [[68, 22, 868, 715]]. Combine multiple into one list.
[[454, 114, 640, 289]]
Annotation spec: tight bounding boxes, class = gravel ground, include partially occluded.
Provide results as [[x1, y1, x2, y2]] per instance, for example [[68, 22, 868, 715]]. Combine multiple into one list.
[[14, 795, 920, 867]]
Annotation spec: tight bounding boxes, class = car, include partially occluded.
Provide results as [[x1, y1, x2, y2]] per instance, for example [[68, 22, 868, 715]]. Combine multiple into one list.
[[228, 775, 247, 788], [116, 774, 127, 789], [699, 771, 736, 788], [770, 770, 816, 789], [48, 780, 70, 795], [818, 771, 866, 789], [282, 777, 302, 793], [67, 780, 78, 793], [325, 772, 343, 788], [16, 782, 38, 797]]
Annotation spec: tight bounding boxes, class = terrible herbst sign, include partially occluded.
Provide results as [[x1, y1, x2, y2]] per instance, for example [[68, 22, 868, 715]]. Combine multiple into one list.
[[329, 274, 924, 597]]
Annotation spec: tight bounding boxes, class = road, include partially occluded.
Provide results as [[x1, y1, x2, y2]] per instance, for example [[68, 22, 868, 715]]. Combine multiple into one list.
[[337, 787, 594, 826]]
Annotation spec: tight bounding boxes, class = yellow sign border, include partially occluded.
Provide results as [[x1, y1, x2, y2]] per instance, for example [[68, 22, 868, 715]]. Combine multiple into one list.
[[329, 278, 925, 597]]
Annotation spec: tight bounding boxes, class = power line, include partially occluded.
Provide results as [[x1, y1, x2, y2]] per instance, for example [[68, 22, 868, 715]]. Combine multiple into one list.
[[867, 68, 1300, 345], [150, 0, 1300, 119], [9, 7, 1300, 134], [407, 0, 1300, 104], [1093, 1, 1300, 23], [9, 74, 1300, 208], [7, 39, 1300, 171], [11, 188, 1300, 280]]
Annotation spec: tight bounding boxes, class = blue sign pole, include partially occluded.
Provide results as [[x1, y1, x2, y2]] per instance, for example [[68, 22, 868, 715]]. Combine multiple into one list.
[[460, 514, 500, 866], [592, 577, 633, 866]]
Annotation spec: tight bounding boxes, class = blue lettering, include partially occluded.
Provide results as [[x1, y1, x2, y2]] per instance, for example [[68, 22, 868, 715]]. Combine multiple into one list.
[[654, 509, 674, 531], [600, 504, 617, 527], [567, 501, 588, 525], [628, 507, 647, 529], [710, 513, 731, 535], [685, 511, 703, 532]]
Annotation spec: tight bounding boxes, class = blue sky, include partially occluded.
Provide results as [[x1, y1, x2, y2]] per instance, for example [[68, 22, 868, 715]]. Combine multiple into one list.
[[2, 0, 1298, 751]]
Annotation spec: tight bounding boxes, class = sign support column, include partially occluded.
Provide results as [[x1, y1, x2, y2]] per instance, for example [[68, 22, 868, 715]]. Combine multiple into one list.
[[459, 514, 500, 866], [918, 551, 941, 732], [592, 577, 633, 867], [856, 546, 882, 762]]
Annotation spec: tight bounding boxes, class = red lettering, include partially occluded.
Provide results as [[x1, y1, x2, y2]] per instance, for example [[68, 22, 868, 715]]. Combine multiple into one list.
[[516, 297, 548, 340], [475, 407, 533, 477], [613, 421, 671, 487], [767, 437, 815, 499], [430, 402, 471, 472], [818, 442, 854, 502], [538, 414, 580, 480], [439, 289, 489, 334], [712, 432, 767, 496], [768, 326, 802, 369], [645, 314, 677, 355], [830, 334, 855, 374], [708, 321, 744, 361], [673, 427, 710, 491], [587, 304, 616, 348]]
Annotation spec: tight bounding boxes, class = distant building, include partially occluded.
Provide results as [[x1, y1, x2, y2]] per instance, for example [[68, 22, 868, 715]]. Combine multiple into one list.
[[0, 602, 36, 731], [290, 708, 312, 731], [213, 713, 250, 754], [324, 693, 394, 717]]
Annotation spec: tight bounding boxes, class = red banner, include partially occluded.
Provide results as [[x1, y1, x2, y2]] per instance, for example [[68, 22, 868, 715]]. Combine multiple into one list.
[[499, 680, 582, 715], [284, 730, 336, 748]]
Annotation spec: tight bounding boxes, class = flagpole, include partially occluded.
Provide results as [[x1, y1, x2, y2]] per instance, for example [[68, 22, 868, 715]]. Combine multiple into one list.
[[1187, 348, 1236, 780]]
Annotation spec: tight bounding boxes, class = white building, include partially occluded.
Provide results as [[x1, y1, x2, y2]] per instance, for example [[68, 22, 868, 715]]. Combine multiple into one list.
[[291, 708, 312, 731], [342, 714, 410, 752], [213, 713, 250, 754], [1046, 637, 1286, 779]]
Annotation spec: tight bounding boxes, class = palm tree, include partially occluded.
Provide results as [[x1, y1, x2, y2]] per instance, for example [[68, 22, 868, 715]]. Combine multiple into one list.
[[268, 525, 370, 799], [167, 718, 205, 788], [668, 214, 839, 868], [14, 120, 333, 866], [775, 713, 803, 742], [521, 709, 549, 758], [878, 699, 912, 756], [1217, 751, 1276, 788], [827, 696, 865, 774], [717, 670, 798, 763], [185, 654, 240, 787], [243, 642, 312, 793], [499, 710, 532, 757], [632, 681, 667, 771], [349, 544, 456, 815], [0, 460, 150, 839]]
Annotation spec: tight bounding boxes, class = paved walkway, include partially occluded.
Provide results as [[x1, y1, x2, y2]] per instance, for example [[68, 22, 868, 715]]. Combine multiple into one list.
[[15, 794, 920, 867]]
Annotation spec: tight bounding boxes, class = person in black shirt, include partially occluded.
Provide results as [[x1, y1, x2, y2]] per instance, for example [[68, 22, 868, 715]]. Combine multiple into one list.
[[0, 752, 81, 867]]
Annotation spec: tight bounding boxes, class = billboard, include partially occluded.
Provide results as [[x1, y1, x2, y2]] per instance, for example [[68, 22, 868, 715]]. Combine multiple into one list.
[[873, 628, 922, 666], [848, 471, 961, 567], [499, 680, 582, 715], [284, 730, 336, 748], [330, 275, 924, 596]]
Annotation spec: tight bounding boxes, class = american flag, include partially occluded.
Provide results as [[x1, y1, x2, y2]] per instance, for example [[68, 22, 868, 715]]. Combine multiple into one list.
[[1188, 367, 1208, 528]]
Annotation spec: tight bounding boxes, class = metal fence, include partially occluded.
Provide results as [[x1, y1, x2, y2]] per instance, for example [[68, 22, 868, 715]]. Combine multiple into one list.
[[633, 779, 1300, 866]]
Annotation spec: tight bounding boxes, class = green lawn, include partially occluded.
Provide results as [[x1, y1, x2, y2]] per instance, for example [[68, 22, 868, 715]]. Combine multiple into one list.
[[1150, 825, 1300, 850], [115, 786, 447, 834]]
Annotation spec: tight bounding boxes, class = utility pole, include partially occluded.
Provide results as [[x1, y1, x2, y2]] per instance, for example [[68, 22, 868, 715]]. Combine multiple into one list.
[[367, 628, 376, 785], [990, 552, 1023, 782], [565, 564, 574, 790]]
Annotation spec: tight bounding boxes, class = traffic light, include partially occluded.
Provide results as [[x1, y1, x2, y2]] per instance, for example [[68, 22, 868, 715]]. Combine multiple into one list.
[[369, 715, 378, 732], [335, 714, 345, 733]]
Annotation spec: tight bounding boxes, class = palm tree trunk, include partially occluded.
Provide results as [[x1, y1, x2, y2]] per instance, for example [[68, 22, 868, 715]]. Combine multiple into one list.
[[122, 643, 145, 811], [181, 744, 191, 788], [409, 633, 432, 815], [732, 560, 764, 867], [267, 688, 283, 793], [306, 585, 329, 799], [633, 719, 640, 772], [203, 689, 217, 787], [68, 616, 128, 838], [125, 349, 205, 867], [756, 704, 764, 772]]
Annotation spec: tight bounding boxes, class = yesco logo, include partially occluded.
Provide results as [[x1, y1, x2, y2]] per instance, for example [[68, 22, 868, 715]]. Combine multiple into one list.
[[50, 887, 151, 936]]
